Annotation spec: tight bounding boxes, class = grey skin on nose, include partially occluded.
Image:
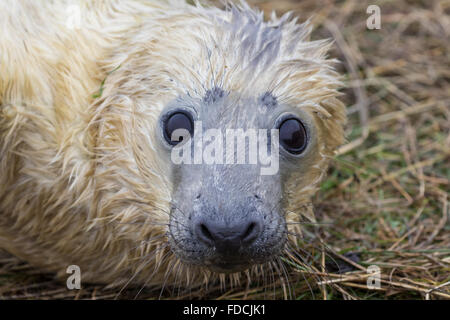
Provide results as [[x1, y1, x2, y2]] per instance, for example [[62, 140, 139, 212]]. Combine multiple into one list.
[[194, 217, 263, 256]]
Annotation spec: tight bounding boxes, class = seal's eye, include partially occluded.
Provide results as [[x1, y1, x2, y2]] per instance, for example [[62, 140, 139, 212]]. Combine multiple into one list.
[[164, 112, 194, 145], [278, 118, 307, 154]]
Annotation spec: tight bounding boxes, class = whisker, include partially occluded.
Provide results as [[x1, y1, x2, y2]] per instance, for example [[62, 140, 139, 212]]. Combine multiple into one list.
[[133, 249, 173, 299], [158, 256, 179, 299]]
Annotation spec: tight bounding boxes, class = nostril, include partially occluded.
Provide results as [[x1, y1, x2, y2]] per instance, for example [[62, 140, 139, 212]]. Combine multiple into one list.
[[200, 224, 213, 241], [194, 218, 262, 249], [241, 221, 260, 244], [196, 222, 215, 246], [242, 222, 255, 240]]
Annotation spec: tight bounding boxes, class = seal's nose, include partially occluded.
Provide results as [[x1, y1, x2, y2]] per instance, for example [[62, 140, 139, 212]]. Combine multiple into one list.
[[195, 217, 262, 254]]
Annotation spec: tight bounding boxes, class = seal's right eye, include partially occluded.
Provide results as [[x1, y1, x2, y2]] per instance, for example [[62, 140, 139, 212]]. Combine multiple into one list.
[[163, 112, 194, 145]]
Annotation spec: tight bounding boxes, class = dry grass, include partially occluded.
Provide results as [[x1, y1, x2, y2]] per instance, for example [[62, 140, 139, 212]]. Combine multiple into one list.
[[0, 0, 449, 299]]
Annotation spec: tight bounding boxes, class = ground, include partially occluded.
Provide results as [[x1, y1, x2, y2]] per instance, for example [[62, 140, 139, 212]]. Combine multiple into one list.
[[0, 0, 449, 299]]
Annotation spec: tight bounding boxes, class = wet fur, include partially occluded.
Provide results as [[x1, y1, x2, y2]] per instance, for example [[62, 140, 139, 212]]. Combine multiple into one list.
[[0, 0, 346, 290]]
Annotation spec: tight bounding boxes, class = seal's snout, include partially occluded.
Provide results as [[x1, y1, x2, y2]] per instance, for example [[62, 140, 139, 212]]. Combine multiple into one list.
[[169, 193, 287, 272], [194, 217, 262, 254]]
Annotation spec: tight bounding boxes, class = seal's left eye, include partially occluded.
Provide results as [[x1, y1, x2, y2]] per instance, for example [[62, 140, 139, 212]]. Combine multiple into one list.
[[164, 112, 194, 145], [278, 118, 307, 154]]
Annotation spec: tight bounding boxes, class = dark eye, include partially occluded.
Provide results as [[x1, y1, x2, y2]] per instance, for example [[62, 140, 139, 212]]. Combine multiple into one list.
[[278, 118, 307, 154], [163, 112, 194, 145]]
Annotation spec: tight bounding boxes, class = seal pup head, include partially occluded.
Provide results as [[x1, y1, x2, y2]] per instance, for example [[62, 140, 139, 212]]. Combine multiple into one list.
[[150, 7, 346, 273], [94, 2, 345, 283], [159, 88, 318, 272]]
